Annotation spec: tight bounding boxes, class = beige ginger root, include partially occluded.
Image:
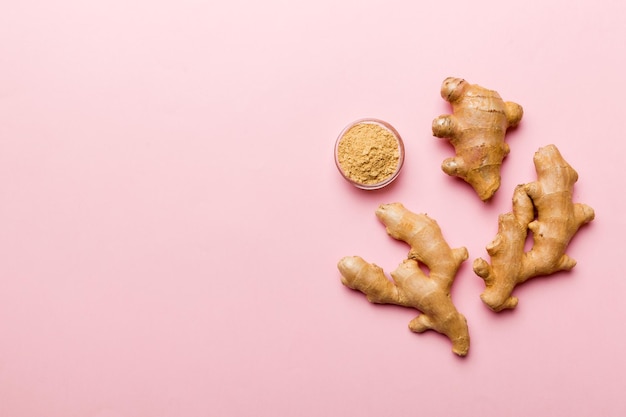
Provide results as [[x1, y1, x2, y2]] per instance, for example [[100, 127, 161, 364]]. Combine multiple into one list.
[[473, 145, 595, 311], [432, 77, 524, 201], [338, 203, 470, 356]]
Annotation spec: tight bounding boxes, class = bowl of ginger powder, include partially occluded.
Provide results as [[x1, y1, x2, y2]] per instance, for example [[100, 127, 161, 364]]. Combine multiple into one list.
[[334, 118, 405, 190]]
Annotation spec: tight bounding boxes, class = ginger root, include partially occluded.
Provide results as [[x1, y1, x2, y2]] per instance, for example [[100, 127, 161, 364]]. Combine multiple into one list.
[[432, 77, 523, 201], [338, 203, 470, 356], [473, 145, 595, 311]]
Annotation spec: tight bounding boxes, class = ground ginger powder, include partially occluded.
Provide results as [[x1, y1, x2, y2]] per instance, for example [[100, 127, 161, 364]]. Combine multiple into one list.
[[336, 122, 401, 185]]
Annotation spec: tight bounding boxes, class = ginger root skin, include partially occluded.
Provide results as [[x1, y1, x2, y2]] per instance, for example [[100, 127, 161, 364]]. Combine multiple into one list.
[[433, 77, 523, 201], [339, 203, 470, 356], [474, 145, 595, 311]]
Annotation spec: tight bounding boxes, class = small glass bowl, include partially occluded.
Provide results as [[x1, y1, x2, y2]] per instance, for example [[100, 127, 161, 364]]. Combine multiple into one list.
[[334, 118, 405, 190]]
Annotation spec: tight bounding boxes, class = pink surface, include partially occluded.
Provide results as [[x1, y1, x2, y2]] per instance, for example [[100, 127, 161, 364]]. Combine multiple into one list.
[[0, 0, 624, 416]]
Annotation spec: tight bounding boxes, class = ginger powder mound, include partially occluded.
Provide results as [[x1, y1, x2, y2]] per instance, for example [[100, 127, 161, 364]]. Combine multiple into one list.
[[335, 119, 404, 189]]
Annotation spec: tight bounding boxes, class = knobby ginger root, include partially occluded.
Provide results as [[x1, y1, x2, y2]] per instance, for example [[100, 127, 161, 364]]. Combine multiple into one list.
[[338, 203, 470, 356], [432, 77, 523, 201], [473, 145, 595, 311]]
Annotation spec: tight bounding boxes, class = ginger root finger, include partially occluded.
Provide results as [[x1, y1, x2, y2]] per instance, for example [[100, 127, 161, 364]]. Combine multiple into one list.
[[338, 256, 402, 305], [433, 77, 523, 201]]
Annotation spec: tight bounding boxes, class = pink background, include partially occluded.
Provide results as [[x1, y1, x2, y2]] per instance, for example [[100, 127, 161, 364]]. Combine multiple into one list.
[[1, 0, 624, 416]]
